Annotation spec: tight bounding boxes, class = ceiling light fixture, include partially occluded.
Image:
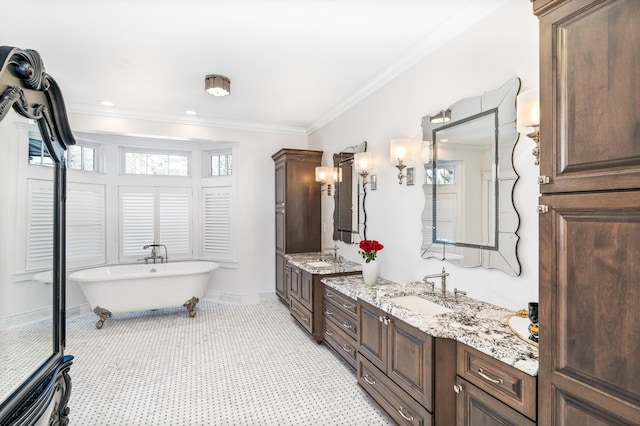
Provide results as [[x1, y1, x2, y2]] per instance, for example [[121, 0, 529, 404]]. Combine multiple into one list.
[[205, 74, 230, 97]]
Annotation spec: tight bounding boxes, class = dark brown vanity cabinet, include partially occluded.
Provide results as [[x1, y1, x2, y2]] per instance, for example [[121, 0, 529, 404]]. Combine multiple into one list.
[[533, 0, 640, 423], [357, 300, 456, 425], [322, 286, 358, 368], [455, 343, 536, 425], [272, 149, 323, 303], [288, 264, 314, 334]]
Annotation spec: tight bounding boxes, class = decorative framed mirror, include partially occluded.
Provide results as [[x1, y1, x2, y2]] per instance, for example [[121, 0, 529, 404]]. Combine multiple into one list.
[[421, 78, 521, 276], [0, 46, 74, 425], [333, 141, 367, 243]]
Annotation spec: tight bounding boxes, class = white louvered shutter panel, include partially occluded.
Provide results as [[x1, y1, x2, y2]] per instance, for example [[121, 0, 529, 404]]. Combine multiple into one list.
[[66, 183, 105, 267], [203, 187, 232, 260], [159, 190, 192, 257], [27, 179, 54, 270], [120, 189, 155, 259], [436, 194, 457, 242]]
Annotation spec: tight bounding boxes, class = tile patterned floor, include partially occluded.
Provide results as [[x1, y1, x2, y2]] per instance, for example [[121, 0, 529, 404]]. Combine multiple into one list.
[[66, 299, 392, 425]]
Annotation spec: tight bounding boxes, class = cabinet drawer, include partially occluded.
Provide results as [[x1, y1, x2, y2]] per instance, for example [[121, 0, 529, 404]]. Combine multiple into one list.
[[323, 319, 357, 368], [323, 287, 357, 316], [323, 299, 357, 339], [358, 354, 433, 426], [456, 377, 535, 426], [457, 343, 536, 420], [290, 298, 313, 334]]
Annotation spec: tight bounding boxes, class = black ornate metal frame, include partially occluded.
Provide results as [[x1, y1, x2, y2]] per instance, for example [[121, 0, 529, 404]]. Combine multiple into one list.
[[0, 46, 74, 426]]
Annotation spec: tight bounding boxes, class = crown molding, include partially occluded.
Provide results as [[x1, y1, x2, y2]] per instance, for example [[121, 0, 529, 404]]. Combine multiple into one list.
[[67, 102, 309, 136]]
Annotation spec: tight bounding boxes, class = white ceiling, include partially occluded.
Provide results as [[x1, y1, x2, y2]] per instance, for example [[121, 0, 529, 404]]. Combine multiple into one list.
[[3, 0, 510, 134]]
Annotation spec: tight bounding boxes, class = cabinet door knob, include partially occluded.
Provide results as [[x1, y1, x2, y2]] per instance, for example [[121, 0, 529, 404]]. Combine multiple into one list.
[[454, 384, 463, 394]]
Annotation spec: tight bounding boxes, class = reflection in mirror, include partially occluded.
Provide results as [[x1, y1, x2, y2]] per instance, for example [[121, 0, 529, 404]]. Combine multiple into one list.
[[0, 114, 55, 405], [333, 141, 367, 243], [421, 78, 521, 276]]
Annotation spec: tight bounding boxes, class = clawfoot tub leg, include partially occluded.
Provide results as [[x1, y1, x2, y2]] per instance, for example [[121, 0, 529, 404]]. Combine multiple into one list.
[[93, 306, 112, 329], [183, 297, 199, 318]]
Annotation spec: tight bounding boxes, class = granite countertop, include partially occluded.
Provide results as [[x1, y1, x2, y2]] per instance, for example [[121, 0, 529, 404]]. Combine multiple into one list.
[[285, 252, 362, 275], [321, 275, 539, 377]]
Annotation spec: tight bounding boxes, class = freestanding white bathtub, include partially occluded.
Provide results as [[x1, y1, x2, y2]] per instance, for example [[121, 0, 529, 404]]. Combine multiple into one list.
[[69, 261, 219, 328]]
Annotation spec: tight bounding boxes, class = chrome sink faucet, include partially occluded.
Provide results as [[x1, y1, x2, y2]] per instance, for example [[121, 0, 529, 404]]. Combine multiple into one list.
[[322, 244, 339, 261], [139, 243, 168, 264], [423, 267, 449, 297]]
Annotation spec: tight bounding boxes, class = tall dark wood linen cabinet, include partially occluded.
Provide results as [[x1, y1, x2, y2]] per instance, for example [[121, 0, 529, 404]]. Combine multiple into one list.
[[272, 149, 323, 303], [533, 0, 640, 424]]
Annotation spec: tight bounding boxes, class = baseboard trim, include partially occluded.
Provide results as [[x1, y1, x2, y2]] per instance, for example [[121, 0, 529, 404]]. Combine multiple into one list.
[[203, 290, 277, 304]]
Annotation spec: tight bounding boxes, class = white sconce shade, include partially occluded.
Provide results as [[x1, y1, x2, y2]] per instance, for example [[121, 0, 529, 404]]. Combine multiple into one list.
[[421, 141, 432, 164], [315, 166, 335, 183], [354, 152, 373, 174], [390, 138, 417, 163], [516, 88, 541, 165], [517, 88, 540, 129]]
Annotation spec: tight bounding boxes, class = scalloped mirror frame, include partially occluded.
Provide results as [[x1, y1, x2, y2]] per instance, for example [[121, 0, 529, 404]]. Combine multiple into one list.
[[421, 77, 521, 276]]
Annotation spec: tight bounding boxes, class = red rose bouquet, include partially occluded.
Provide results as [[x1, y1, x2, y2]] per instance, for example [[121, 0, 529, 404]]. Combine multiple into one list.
[[359, 239, 384, 263]]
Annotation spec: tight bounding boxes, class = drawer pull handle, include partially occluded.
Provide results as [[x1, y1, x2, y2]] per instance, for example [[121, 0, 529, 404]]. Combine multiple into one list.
[[342, 302, 354, 309], [291, 306, 297, 311], [397, 407, 414, 422], [341, 344, 352, 353], [300, 315, 309, 322], [478, 368, 504, 384], [325, 292, 334, 298], [324, 329, 334, 337], [341, 321, 353, 330], [363, 374, 376, 385], [453, 384, 463, 394], [324, 309, 334, 316]]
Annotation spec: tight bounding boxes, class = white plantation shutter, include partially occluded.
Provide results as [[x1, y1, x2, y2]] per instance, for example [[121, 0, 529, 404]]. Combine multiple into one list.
[[120, 189, 155, 259], [436, 194, 457, 242], [119, 187, 192, 261], [159, 190, 192, 257], [27, 179, 54, 270], [66, 183, 106, 267], [203, 187, 232, 260]]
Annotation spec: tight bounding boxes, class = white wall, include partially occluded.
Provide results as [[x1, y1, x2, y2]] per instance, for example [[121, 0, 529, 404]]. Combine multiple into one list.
[[308, 0, 539, 311]]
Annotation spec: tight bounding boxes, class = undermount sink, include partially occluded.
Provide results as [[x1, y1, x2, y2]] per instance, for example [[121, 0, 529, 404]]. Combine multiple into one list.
[[390, 295, 452, 318], [306, 261, 333, 268]]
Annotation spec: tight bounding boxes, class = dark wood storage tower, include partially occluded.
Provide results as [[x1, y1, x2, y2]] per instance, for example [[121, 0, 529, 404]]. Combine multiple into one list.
[[533, 0, 640, 423], [272, 149, 323, 303]]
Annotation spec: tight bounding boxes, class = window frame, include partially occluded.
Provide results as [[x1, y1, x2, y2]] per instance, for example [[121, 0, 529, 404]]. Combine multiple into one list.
[[120, 147, 192, 177]]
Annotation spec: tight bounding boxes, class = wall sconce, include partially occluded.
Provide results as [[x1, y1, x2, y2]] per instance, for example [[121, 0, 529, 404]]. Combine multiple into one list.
[[205, 74, 231, 97], [354, 152, 373, 188], [430, 109, 451, 124], [517, 88, 540, 165], [315, 166, 336, 196], [421, 140, 433, 165], [390, 138, 417, 184]]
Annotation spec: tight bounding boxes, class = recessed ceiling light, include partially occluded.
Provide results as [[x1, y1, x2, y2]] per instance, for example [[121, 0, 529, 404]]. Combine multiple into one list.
[[100, 101, 115, 107], [185, 110, 197, 115]]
